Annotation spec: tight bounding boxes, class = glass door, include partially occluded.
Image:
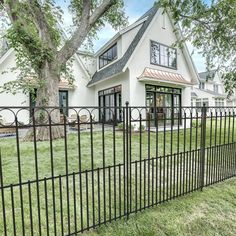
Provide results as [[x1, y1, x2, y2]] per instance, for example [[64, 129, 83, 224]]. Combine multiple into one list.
[[173, 94, 181, 125], [59, 91, 68, 116], [163, 93, 172, 125], [146, 85, 182, 127], [146, 92, 155, 126]]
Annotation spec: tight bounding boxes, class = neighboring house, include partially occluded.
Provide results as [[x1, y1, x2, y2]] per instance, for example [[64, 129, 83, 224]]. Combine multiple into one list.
[[0, 5, 199, 125], [191, 70, 234, 108]]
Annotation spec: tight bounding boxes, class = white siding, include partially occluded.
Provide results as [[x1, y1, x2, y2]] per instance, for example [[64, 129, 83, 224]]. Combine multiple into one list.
[[0, 51, 29, 123], [127, 10, 195, 107]]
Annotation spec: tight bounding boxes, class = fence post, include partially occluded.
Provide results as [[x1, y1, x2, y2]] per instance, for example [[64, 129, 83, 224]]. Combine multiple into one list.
[[125, 101, 130, 219], [200, 104, 207, 191]]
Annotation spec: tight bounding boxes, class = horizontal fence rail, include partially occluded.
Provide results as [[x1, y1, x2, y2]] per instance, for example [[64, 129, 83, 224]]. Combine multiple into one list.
[[0, 105, 236, 235]]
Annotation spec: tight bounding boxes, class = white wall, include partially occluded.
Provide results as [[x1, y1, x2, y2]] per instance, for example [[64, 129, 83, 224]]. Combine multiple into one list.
[[78, 52, 97, 77], [0, 50, 30, 124], [121, 24, 142, 56], [94, 69, 130, 106], [0, 50, 96, 123], [127, 10, 195, 107]]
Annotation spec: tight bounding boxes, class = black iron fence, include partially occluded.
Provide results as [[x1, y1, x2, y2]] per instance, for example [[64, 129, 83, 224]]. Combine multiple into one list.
[[0, 105, 236, 235]]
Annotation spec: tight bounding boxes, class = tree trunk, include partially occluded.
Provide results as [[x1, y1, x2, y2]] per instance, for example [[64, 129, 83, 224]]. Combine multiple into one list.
[[23, 62, 65, 142]]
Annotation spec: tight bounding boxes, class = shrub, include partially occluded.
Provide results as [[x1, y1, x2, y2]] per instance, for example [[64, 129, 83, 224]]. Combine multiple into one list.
[[117, 123, 135, 131]]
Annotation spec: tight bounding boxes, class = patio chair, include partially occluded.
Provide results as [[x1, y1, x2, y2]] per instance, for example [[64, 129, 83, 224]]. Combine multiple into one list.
[[80, 115, 88, 130], [0, 116, 16, 136], [68, 114, 78, 127]]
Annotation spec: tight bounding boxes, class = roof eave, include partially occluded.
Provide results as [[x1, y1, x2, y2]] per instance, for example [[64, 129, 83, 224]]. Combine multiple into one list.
[[0, 48, 14, 65], [87, 71, 124, 87]]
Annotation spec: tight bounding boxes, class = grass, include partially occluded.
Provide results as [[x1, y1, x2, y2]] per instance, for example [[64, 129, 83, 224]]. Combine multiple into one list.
[[88, 178, 236, 236], [0, 118, 234, 185], [0, 117, 236, 235]]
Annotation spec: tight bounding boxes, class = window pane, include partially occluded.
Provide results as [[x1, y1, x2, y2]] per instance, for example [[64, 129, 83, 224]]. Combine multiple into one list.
[[99, 43, 117, 69], [168, 48, 177, 68], [160, 45, 168, 67], [151, 42, 160, 64], [113, 44, 117, 58]]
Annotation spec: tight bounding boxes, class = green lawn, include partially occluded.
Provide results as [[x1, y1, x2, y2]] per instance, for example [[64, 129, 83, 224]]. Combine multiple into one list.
[[0, 118, 234, 186], [87, 178, 236, 236], [0, 117, 235, 235]]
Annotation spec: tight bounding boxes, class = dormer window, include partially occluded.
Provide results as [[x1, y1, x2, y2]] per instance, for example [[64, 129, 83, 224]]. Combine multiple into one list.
[[99, 43, 117, 69], [150, 41, 177, 69], [199, 82, 205, 90]]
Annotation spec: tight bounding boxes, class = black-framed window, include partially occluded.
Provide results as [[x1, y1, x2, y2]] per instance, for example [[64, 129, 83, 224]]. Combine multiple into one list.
[[150, 41, 177, 69], [195, 98, 209, 112], [146, 85, 181, 126], [98, 85, 122, 123], [59, 90, 69, 116], [199, 82, 205, 90], [99, 43, 117, 69], [29, 90, 69, 116]]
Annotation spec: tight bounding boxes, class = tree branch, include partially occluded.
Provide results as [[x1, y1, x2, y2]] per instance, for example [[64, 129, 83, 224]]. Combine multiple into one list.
[[27, 0, 56, 49], [3, 0, 21, 23], [58, 0, 116, 65]]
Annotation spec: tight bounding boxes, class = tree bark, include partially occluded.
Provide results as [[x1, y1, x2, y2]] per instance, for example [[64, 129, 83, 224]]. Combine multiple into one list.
[[23, 62, 65, 142]]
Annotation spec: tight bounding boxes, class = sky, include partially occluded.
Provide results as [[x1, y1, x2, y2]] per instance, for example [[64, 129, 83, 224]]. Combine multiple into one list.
[[60, 0, 206, 72]]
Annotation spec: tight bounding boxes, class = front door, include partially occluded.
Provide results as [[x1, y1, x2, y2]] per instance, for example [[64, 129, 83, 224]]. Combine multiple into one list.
[[98, 85, 122, 124]]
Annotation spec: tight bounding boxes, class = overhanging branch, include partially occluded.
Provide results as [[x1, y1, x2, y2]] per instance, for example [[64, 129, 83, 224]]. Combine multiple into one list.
[[58, 0, 116, 65]]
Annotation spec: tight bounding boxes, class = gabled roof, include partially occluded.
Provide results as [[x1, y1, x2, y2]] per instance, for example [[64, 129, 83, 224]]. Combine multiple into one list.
[[191, 92, 198, 97], [87, 4, 158, 87], [199, 70, 216, 81]]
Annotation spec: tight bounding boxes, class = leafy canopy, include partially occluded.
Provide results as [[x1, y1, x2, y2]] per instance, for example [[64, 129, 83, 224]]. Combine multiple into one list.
[[158, 0, 236, 96], [0, 0, 128, 95]]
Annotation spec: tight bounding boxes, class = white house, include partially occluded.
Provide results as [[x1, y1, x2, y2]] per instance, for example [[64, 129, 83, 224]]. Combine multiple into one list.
[[191, 70, 234, 108], [0, 5, 199, 125]]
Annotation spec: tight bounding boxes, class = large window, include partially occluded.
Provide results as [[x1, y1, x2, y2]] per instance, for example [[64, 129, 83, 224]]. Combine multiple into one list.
[[150, 41, 177, 69], [195, 98, 209, 112], [99, 43, 117, 69], [146, 85, 181, 126], [98, 85, 122, 123], [199, 82, 205, 90], [215, 98, 224, 107]]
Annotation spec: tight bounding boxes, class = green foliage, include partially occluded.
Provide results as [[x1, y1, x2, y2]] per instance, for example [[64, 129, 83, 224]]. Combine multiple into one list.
[[158, 0, 236, 96], [0, 0, 127, 98], [117, 123, 135, 131]]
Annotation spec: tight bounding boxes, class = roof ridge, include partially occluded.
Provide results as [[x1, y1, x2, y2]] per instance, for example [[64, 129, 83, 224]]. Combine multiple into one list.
[[135, 4, 157, 23]]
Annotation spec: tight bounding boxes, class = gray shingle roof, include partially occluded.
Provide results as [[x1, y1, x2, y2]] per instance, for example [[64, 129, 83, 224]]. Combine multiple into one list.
[[191, 92, 198, 97], [198, 70, 216, 81], [87, 4, 158, 86]]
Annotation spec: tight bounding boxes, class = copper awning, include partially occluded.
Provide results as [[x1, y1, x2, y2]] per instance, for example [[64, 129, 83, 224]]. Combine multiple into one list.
[[138, 67, 193, 86]]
